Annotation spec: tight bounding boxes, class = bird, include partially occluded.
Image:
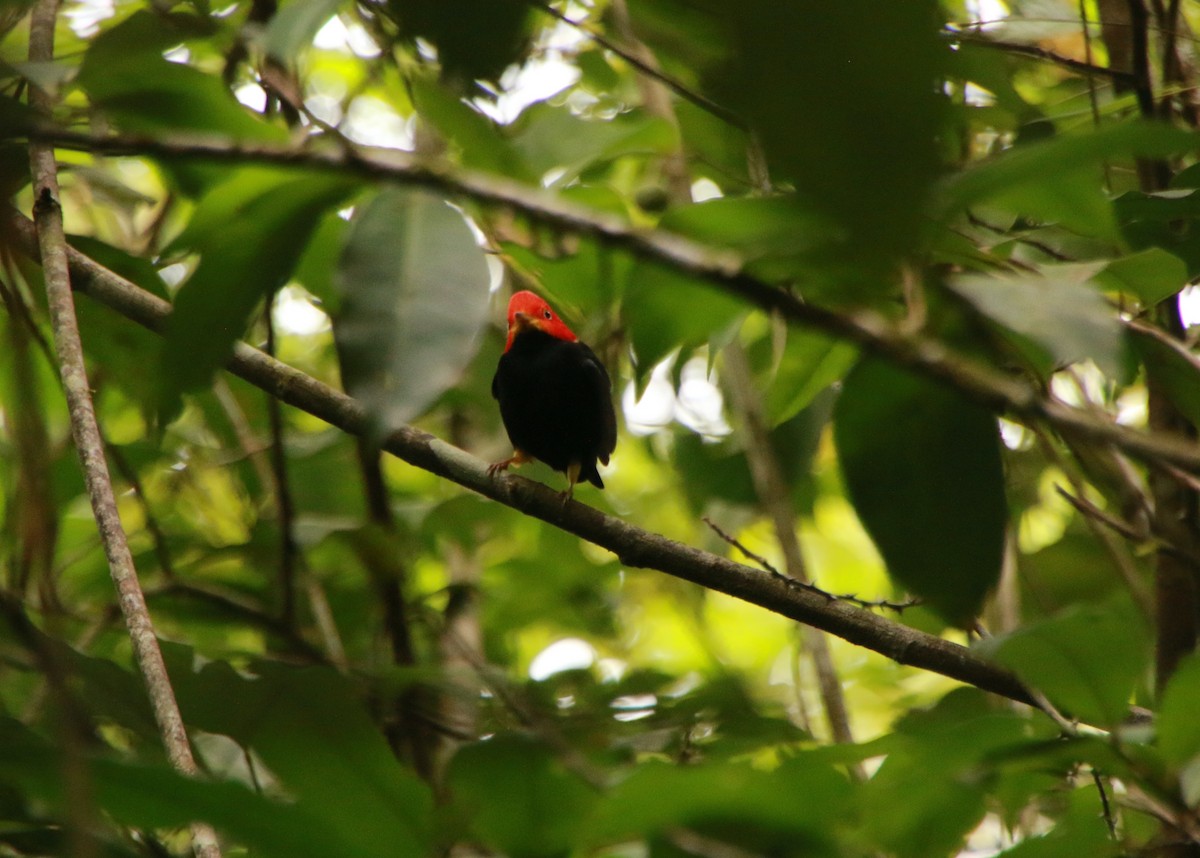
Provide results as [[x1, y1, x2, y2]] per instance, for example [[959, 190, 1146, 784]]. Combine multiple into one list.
[[488, 290, 617, 500]]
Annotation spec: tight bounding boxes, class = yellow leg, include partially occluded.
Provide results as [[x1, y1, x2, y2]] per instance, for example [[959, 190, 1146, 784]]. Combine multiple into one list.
[[561, 461, 581, 506], [487, 449, 532, 477]]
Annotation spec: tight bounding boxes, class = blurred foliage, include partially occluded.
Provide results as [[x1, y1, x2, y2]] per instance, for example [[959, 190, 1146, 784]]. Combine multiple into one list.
[[1, 0, 1200, 855]]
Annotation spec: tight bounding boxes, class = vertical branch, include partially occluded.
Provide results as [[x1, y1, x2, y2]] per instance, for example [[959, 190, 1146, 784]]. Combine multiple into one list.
[[1, 278, 59, 605], [721, 343, 860, 764], [24, 2, 222, 856], [263, 298, 297, 623], [354, 437, 436, 781], [1119, 0, 1200, 699]]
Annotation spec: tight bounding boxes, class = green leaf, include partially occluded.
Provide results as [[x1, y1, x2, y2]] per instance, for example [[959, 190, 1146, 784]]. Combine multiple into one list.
[[1095, 247, 1187, 306], [939, 121, 1197, 218], [582, 756, 850, 854], [949, 272, 1126, 378], [78, 12, 284, 142], [333, 187, 491, 434], [0, 717, 356, 858], [1116, 188, 1200, 278], [174, 658, 435, 858], [1130, 328, 1200, 431], [1158, 653, 1200, 766], [159, 168, 357, 419], [763, 329, 857, 426], [833, 357, 1007, 625], [979, 597, 1150, 727], [409, 78, 534, 179], [264, 0, 344, 62], [512, 103, 677, 183], [386, 0, 533, 82], [655, 195, 847, 284], [447, 735, 597, 857], [703, 0, 947, 263], [623, 262, 746, 390]]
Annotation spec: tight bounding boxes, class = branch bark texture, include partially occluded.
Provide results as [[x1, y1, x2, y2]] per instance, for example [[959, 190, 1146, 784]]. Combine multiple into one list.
[[23, 7, 221, 856], [5, 210, 1036, 708]]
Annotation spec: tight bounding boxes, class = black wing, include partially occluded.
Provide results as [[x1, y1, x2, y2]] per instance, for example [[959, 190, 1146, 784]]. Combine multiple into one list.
[[577, 344, 617, 465]]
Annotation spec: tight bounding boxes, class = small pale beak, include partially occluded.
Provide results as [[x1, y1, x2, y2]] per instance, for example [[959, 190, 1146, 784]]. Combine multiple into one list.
[[510, 311, 537, 334]]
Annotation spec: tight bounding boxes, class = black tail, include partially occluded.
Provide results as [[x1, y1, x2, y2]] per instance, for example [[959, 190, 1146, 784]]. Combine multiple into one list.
[[582, 462, 605, 489]]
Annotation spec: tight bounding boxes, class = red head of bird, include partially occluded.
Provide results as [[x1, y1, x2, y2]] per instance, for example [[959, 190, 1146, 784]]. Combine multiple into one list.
[[504, 290, 578, 351]]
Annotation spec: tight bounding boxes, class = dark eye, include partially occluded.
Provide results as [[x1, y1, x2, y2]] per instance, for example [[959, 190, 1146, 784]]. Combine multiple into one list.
[[543, 309, 552, 320]]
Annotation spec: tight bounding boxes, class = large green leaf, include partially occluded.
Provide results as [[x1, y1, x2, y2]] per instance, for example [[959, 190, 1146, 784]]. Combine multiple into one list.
[[699, 0, 948, 265], [158, 168, 357, 420], [172, 656, 434, 857], [833, 357, 1007, 625], [1157, 653, 1200, 767], [582, 756, 850, 854], [333, 187, 491, 435], [1095, 247, 1187, 306], [978, 597, 1150, 727], [939, 121, 1196, 219], [511, 102, 677, 184], [409, 78, 534, 179], [1116, 188, 1200, 278], [949, 272, 1126, 378], [446, 734, 597, 858], [77, 11, 284, 142], [0, 717, 354, 858]]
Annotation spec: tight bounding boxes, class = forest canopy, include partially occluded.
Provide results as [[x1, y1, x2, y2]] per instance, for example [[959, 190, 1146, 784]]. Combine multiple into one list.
[[2, 0, 1200, 856]]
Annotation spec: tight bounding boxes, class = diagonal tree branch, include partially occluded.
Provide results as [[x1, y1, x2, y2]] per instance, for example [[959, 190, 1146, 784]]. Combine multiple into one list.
[[11, 127, 1200, 476], [5, 210, 1036, 708], [23, 5, 222, 856]]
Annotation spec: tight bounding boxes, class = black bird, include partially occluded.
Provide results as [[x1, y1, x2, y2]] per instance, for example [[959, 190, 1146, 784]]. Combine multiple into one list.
[[488, 290, 617, 498]]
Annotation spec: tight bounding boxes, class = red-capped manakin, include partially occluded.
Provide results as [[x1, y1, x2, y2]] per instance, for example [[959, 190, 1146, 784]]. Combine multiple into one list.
[[488, 291, 617, 499]]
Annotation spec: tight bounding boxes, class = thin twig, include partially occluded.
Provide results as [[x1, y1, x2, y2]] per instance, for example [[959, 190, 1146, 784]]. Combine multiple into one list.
[[524, 0, 745, 129], [952, 32, 1136, 83], [1092, 768, 1120, 840], [24, 2, 222, 854], [702, 518, 920, 614]]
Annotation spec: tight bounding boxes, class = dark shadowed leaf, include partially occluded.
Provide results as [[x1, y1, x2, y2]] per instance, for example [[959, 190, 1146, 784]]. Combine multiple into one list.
[[447, 734, 596, 857], [702, 0, 947, 266], [0, 718, 356, 858], [833, 357, 1007, 625], [978, 597, 1150, 727], [173, 657, 434, 858], [333, 187, 490, 435], [385, 0, 533, 82], [1130, 328, 1200, 431], [583, 756, 850, 855], [1116, 188, 1200, 277]]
